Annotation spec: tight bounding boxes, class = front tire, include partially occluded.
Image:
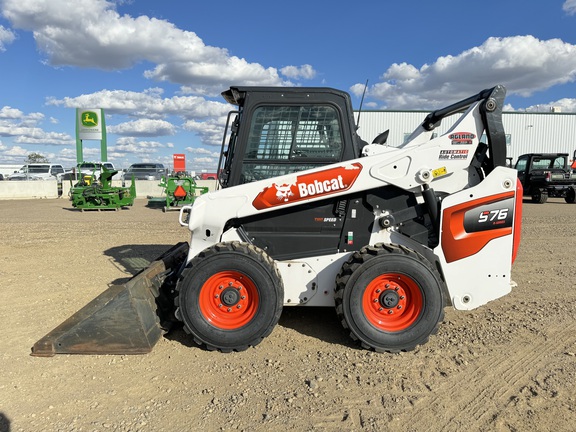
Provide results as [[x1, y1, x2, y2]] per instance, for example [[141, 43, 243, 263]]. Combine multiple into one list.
[[175, 242, 283, 352], [335, 243, 445, 353]]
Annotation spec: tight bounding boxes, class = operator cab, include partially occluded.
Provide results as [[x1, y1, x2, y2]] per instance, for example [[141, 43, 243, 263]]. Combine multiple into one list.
[[217, 86, 363, 188]]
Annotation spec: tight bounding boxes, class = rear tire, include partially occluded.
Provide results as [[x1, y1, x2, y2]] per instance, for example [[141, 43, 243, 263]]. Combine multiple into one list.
[[175, 242, 283, 352], [531, 188, 548, 204], [335, 243, 445, 353], [565, 187, 576, 204]]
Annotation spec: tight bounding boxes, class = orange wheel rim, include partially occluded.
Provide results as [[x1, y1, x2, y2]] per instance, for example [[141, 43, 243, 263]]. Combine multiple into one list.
[[361, 273, 423, 332], [199, 271, 259, 330]]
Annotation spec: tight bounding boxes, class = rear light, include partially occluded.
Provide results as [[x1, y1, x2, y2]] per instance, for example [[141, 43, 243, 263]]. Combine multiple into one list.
[[544, 171, 551, 182]]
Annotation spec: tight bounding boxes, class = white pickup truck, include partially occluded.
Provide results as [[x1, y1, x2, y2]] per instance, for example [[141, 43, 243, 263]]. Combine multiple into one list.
[[76, 161, 116, 179], [7, 164, 65, 181]]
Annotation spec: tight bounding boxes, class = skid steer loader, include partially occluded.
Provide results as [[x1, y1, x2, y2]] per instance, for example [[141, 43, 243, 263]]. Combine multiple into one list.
[[32, 84, 522, 356]]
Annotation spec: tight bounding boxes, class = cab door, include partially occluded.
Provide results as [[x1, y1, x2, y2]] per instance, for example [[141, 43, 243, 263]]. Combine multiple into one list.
[[514, 155, 529, 190]]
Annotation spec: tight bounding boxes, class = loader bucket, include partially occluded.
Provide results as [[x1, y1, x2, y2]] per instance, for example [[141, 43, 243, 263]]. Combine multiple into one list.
[[31, 242, 189, 357]]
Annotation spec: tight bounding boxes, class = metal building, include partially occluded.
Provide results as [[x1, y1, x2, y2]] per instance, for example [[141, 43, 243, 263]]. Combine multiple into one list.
[[356, 110, 576, 164]]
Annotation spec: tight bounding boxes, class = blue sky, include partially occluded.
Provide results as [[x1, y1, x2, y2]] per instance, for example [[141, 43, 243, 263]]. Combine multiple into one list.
[[1, 0, 575, 171]]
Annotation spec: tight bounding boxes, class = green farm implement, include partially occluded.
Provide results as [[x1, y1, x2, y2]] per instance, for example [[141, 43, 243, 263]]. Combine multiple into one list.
[[70, 165, 136, 211], [147, 175, 208, 212]]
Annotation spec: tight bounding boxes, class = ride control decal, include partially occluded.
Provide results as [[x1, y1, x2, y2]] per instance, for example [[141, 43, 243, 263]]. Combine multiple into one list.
[[449, 132, 475, 145], [439, 149, 469, 160], [252, 163, 362, 210]]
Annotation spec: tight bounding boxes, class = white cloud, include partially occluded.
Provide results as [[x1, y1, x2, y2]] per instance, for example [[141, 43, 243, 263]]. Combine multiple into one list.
[[0, 106, 24, 119], [185, 146, 220, 158], [111, 136, 165, 155], [47, 88, 235, 146], [192, 156, 217, 165], [564, 0, 576, 15], [0, 24, 16, 51], [4, 145, 29, 156], [182, 117, 227, 147], [0, 106, 44, 125], [13, 130, 74, 145], [56, 147, 82, 164], [47, 88, 231, 120], [115, 137, 161, 147], [352, 36, 576, 110], [522, 98, 576, 113], [108, 118, 176, 137], [280, 64, 317, 80], [0, 117, 73, 145], [144, 57, 288, 96], [1, 0, 303, 94]]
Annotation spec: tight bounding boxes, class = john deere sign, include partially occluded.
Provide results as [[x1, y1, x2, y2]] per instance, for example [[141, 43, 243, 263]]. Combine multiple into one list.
[[81, 111, 99, 127], [77, 109, 103, 140], [75, 108, 107, 164]]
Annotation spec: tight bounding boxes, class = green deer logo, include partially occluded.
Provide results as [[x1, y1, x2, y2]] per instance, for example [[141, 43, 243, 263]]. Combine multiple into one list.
[[82, 111, 98, 127]]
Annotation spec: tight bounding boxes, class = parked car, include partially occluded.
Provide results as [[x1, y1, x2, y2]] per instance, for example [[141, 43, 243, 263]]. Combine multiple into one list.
[[77, 161, 115, 173], [74, 161, 117, 181], [58, 171, 83, 182], [195, 172, 218, 180], [121, 163, 166, 184], [7, 164, 65, 181], [514, 152, 576, 203]]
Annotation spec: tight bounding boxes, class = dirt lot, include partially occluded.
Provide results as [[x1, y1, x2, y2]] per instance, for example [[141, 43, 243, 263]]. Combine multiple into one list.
[[0, 197, 575, 432]]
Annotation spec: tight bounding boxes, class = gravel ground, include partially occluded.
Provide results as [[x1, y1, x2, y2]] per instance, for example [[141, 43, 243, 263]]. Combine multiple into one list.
[[0, 197, 575, 432]]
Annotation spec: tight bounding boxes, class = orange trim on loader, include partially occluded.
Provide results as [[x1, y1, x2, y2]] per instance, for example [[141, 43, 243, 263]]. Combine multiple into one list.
[[441, 191, 515, 263], [512, 179, 523, 263]]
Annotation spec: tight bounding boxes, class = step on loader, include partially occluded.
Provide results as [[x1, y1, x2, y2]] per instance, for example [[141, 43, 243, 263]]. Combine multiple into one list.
[[32, 84, 522, 356]]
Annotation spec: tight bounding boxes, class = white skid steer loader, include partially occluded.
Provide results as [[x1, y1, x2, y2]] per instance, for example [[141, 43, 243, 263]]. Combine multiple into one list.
[[32, 84, 522, 356]]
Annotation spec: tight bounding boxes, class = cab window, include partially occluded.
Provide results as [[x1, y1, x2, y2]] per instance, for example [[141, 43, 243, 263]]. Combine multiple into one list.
[[240, 105, 342, 183], [514, 157, 527, 173]]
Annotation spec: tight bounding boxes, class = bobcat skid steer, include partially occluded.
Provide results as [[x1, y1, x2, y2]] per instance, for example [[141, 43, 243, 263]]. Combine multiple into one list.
[[32, 84, 522, 356]]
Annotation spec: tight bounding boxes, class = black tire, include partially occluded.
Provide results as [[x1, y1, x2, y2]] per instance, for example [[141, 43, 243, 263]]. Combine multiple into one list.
[[531, 188, 548, 204], [175, 242, 283, 352], [565, 187, 576, 204], [335, 243, 445, 353]]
